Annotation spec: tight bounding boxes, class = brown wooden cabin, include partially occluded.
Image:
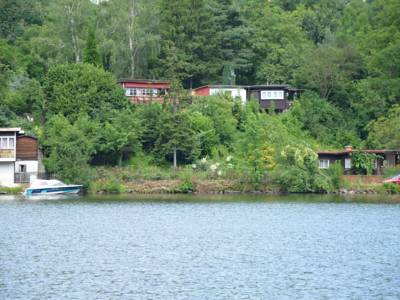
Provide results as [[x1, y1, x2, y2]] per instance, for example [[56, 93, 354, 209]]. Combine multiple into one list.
[[246, 85, 302, 113], [15, 134, 40, 183], [16, 135, 38, 161], [317, 146, 400, 175]]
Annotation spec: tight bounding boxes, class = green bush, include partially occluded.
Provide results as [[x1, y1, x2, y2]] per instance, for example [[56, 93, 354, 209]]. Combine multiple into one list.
[[89, 177, 126, 194], [376, 183, 400, 194], [174, 178, 194, 193], [351, 151, 380, 175], [173, 169, 194, 193], [272, 145, 332, 193], [327, 162, 344, 190]]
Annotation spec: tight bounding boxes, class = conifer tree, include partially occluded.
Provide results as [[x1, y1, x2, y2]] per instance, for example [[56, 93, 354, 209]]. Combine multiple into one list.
[[83, 28, 102, 67]]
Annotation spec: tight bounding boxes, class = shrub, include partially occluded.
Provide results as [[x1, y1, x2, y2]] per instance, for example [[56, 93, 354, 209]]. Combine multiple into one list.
[[327, 162, 344, 189], [173, 169, 194, 193], [89, 177, 126, 194], [272, 145, 332, 193], [351, 151, 380, 175], [376, 183, 400, 194]]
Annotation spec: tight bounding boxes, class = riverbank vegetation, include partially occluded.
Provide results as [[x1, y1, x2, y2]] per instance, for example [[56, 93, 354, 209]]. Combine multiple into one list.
[[1, 0, 399, 193]]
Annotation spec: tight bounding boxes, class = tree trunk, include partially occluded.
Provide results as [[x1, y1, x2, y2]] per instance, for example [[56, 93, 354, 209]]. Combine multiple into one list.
[[128, 0, 137, 77], [173, 148, 177, 169], [65, 2, 81, 63], [118, 152, 123, 167], [172, 94, 178, 169]]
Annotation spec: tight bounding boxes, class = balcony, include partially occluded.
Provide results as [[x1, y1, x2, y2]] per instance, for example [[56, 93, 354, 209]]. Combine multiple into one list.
[[0, 149, 15, 161]]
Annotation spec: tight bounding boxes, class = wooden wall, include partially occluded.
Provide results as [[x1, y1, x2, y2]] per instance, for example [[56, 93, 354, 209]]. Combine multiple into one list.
[[16, 136, 38, 160]]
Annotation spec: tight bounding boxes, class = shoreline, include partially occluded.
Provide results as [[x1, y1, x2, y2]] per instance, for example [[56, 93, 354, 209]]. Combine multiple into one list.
[[1, 178, 398, 196]]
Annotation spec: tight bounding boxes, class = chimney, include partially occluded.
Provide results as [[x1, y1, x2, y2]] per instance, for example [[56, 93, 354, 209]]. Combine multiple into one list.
[[345, 145, 353, 152]]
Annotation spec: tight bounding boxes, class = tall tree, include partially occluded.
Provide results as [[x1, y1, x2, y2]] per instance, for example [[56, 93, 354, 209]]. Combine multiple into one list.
[[83, 28, 101, 66], [157, 0, 220, 87], [94, 0, 159, 78], [42, 63, 128, 122], [213, 0, 254, 84], [243, 2, 313, 84], [0, 0, 43, 43]]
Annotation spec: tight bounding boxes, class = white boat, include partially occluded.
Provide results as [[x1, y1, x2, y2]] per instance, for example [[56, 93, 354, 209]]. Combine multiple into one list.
[[24, 180, 83, 196]]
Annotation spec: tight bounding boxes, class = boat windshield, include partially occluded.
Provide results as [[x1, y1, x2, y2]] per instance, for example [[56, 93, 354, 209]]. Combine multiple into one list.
[[29, 180, 66, 188]]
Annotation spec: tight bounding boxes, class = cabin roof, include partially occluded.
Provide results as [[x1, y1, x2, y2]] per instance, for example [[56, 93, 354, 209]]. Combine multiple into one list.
[[246, 85, 304, 91], [0, 127, 21, 132], [248, 84, 290, 89], [193, 85, 245, 90], [119, 78, 170, 84], [17, 134, 38, 140], [317, 149, 399, 155]]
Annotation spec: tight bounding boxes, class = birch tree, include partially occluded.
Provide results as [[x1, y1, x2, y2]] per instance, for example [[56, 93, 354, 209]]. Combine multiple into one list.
[[96, 0, 159, 78], [64, 0, 82, 62]]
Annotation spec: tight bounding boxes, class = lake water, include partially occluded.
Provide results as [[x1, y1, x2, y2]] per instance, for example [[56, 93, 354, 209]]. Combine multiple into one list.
[[1, 194, 400, 299]]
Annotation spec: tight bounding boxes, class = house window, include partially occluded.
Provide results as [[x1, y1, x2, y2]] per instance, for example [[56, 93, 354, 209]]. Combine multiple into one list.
[[260, 90, 284, 100], [345, 158, 351, 169], [319, 159, 330, 169], [126, 88, 159, 97], [0, 137, 15, 149]]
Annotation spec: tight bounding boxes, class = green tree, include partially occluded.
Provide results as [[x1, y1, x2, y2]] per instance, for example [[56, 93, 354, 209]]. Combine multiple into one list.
[[42, 63, 128, 122], [289, 92, 360, 147], [187, 110, 219, 157], [153, 109, 200, 165], [191, 96, 237, 148], [243, 2, 313, 84], [295, 42, 365, 102], [42, 114, 99, 185], [83, 28, 101, 66], [98, 109, 142, 166], [367, 105, 400, 149], [0, 0, 43, 43], [157, 0, 220, 87], [213, 0, 254, 84]]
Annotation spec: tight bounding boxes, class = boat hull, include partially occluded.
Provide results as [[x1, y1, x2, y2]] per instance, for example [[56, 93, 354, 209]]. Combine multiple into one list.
[[24, 185, 83, 196]]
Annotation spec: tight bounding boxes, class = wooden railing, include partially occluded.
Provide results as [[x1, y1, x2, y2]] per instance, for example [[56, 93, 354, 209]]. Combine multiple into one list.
[[14, 172, 47, 183], [14, 172, 31, 183]]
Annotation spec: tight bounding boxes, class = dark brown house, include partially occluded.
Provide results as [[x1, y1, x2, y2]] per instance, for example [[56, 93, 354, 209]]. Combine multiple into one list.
[[246, 85, 302, 112], [317, 146, 400, 175]]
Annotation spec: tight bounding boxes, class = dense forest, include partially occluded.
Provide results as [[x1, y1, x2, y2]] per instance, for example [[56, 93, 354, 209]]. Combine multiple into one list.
[[0, 0, 399, 191]]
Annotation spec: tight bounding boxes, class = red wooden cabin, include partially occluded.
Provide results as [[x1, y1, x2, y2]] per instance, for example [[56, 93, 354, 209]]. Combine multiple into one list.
[[119, 79, 170, 104]]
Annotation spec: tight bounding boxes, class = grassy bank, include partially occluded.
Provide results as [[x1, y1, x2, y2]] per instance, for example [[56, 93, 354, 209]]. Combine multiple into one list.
[[88, 166, 283, 195], [87, 166, 399, 195], [0, 186, 23, 195]]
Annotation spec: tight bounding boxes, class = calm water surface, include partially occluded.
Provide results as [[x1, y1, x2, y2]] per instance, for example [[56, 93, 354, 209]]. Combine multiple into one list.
[[1, 194, 400, 299]]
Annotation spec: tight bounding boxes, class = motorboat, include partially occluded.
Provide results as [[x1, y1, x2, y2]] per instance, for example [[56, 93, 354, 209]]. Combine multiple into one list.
[[24, 180, 83, 196]]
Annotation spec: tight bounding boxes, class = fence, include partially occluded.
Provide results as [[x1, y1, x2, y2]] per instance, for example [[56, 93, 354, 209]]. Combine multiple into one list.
[[14, 172, 49, 183]]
